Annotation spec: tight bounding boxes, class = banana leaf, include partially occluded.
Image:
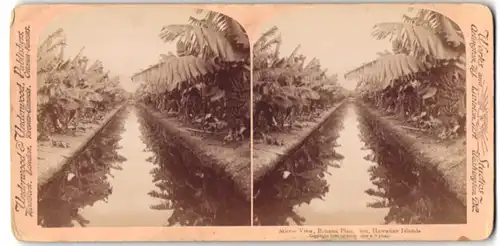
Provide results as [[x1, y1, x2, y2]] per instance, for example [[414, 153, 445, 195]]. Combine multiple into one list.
[[270, 94, 294, 109], [297, 87, 321, 100], [420, 86, 438, 99], [205, 87, 225, 102], [279, 86, 304, 105], [56, 98, 82, 111]]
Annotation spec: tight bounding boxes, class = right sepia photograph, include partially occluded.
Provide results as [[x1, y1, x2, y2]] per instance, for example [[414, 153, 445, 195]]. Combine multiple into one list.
[[252, 6, 466, 226]]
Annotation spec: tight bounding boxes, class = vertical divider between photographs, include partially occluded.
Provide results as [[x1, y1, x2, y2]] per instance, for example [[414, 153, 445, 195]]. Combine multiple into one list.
[[249, 44, 254, 226]]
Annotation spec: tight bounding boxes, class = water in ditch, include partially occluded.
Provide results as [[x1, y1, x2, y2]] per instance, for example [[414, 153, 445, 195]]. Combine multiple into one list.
[[38, 105, 250, 227], [253, 102, 466, 226]]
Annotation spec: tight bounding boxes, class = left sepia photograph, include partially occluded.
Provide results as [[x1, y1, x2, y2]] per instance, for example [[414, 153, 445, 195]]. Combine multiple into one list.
[[36, 7, 251, 227]]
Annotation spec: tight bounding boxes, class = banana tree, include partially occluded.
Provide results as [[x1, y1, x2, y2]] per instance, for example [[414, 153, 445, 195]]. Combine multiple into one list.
[[253, 26, 346, 138], [134, 10, 251, 142], [253, 27, 301, 130], [37, 29, 126, 139], [161, 10, 250, 139], [345, 9, 465, 137]]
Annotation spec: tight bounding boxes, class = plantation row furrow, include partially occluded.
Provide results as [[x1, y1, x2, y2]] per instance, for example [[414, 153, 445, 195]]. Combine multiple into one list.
[[37, 105, 127, 188]]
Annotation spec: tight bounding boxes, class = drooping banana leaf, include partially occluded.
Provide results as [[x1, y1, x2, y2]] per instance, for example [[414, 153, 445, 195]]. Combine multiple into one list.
[[87, 93, 104, 102], [160, 24, 246, 61], [270, 94, 294, 109], [203, 85, 225, 102], [407, 9, 464, 49], [344, 54, 433, 91], [218, 15, 250, 50], [254, 26, 279, 50], [420, 85, 438, 99], [297, 87, 321, 100], [278, 86, 307, 106], [253, 33, 282, 71], [191, 10, 250, 51], [56, 97, 82, 111], [372, 22, 462, 60], [37, 29, 67, 73], [132, 55, 217, 93], [285, 45, 301, 65]]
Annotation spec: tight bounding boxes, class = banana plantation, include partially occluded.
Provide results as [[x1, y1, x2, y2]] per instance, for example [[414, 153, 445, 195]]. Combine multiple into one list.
[[253, 26, 348, 142], [37, 10, 252, 227], [132, 10, 250, 143], [37, 28, 128, 141], [253, 8, 467, 226], [34, 6, 470, 227], [345, 9, 466, 140]]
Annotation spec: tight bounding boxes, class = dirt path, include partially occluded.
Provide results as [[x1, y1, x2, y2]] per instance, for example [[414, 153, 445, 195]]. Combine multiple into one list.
[[357, 104, 467, 205], [37, 105, 127, 187], [253, 100, 348, 182]]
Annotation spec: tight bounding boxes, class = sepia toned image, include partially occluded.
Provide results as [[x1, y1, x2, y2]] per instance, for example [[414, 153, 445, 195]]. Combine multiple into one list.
[[252, 6, 467, 226], [35, 7, 251, 227], [10, 3, 493, 242]]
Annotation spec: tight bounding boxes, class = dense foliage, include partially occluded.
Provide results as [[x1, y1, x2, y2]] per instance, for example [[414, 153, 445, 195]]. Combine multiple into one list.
[[138, 108, 250, 226], [253, 26, 348, 140], [345, 9, 466, 140], [133, 10, 250, 142], [37, 29, 128, 140], [38, 110, 127, 227]]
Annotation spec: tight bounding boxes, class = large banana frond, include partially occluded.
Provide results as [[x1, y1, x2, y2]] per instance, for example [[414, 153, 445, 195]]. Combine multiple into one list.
[[87, 60, 104, 73], [344, 54, 433, 90], [303, 58, 320, 71], [405, 9, 464, 49], [37, 29, 67, 73], [372, 22, 461, 59], [254, 65, 303, 84], [191, 10, 250, 50], [253, 66, 282, 82], [435, 14, 464, 49], [254, 26, 279, 49], [307, 75, 338, 90], [131, 54, 217, 93], [297, 86, 321, 100], [254, 34, 282, 55], [253, 35, 282, 71], [285, 45, 301, 65], [160, 24, 246, 61], [220, 16, 250, 50]]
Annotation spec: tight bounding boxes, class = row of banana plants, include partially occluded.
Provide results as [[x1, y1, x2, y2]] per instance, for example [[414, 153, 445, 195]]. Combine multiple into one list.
[[344, 8, 466, 140], [37, 29, 129, 141], [253, 26, 348, 143], [133, 10, 251, 142]]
